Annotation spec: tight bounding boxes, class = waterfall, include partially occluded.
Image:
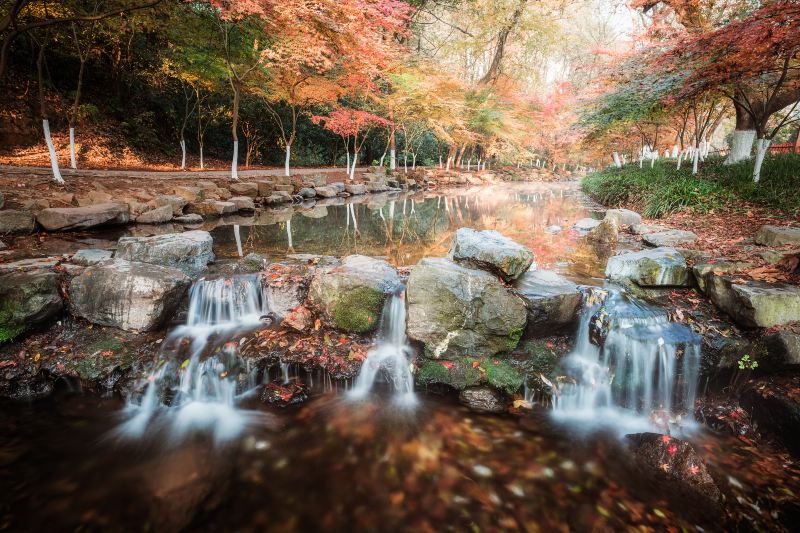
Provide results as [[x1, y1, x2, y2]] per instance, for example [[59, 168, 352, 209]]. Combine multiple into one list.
[[115, 275, 269, 445], [349, 290, 416, 407], [552, 291, 701, 434]]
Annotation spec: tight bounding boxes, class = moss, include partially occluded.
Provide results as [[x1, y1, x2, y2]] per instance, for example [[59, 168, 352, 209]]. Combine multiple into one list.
[[477, 358, 524, 395], [332, 286, 384, 333], [417, 360, 450, 385], [506, 327, 524, 352], [87, 337, 125, 353], [416, 357, 522, 394], [0, 300, 24, 343]]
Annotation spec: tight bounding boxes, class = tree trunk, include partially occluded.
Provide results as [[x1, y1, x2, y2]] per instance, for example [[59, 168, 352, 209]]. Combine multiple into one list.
[[284, 143, 291, 177], [389, 129, 396, 171], [612, 152, 621, 168], [36, 38, 63, 184], [69, 55, 85, 169], [478, 0, 526, 85], [692, 143, 699, 175], [725, 99, 756, 165], [230, 83, 240, 180], [752, 138, 771, 183], [180, 139, 187, 169]]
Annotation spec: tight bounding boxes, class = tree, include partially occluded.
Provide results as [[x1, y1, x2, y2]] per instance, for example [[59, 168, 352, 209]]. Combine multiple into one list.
[[312, 107, 391, 180]]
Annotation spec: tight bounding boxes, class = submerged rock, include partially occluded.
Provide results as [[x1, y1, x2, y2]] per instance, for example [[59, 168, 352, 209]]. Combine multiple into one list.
[[459, 386, 507, 413], [0, 271, 63, 342], [36, 203, 130, 231], [448, 228, 534, 282], [515, 270, 581, 336], [69, 260, 190, 332], [114, 230, 214, 276], [704, 274, 800, 328], [605, 247, 690, 287], [0, 209, 36, 234], [754, 225, 800, 247], [309, 255, 400, 333], [626, 433, 720, 504], [642, 229, 698, 247], [406, 257, 526, 357]]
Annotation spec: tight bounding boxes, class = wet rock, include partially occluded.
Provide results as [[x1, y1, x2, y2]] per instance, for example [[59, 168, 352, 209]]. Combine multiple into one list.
[[136, 205, 174, 224], [459, 386, 507, 413], [261, 381, 309, 406], [114, 230, 214, 276], [704, 274, 800, 328], [36, 203, 130, 231], [262, 266, 312, 318], [344, 183, 367, 195], [0, 257, 60, 275], [762, 331, 800, 370], [448, 228, 534, 282], [256, 180, 274, 196], [416, 357, 523, 394], [692, 260, 752, 293], [630, 223, 669, 235], [754, 225, 800, 247], [605, 247, 690, 287], [264, 192, 292, 205], [604, 208, 642, 227], [0, 209, 35, 234], [314, 186, 339, 198], [642, 229, 698, 247], [230, 196, 256, 211], [329, 182, 346, 193], [239, 252, 267, 273], [626, 433, 721, 504], [741, 375, 800, 456], [0, 271, 63, 341], [309, 255, 400, 333], [71, 249, 113, 266], [69, 259, 190, 331], [586, 219, 618, 245], [407, 257, 526, 357], [573, 218, 601, 231], [283, 305, 313, 332], [173, 185, 203, 202], [515, 270, 581, 336], [297, 187, 316, 198], [173, 213, 204, 225], [153, 194, 188, 216], [185, 200, 236, 217], [229, 182, 259, 198]]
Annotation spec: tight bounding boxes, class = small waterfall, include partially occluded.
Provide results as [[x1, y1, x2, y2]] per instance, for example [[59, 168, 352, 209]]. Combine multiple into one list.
[[115, 275, 268, 445], [552, 291, 701, 433], [349, 290, 416, 407]]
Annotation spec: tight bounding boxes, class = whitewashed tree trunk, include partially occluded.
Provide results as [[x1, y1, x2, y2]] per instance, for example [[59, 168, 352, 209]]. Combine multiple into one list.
[[692, 144, 699, 175], [725, 129, 756, 165], [286, 219, 293, 249], [346, 151, 351, 173], [639, 156, 643, 168], [752, 138, 771, 183], [233, 224, 243, 257], [379, 153, 385, 167], [199, 145, 204, 170], [42, 119, 64, 184], [445, 156, 451, 171], [350, 152, 358, 180], [650, 154, 655, 168], [180, 139, 187, 170], [438, 155, 442, 169], [390, 149, 396, 171], [612, 151, 621, 168], [467, 158, 471, 171], [671, 144, 679, 158], [231, 140, 239, 180], [69, 127, 77, 169], [284, 144, 291, 177], [412, 154, 417, 170], [677, 151, 683, 170], [403, 152, 408, 173]]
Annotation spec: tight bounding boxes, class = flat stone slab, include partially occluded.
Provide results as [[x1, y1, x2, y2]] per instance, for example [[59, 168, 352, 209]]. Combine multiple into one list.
[[0, 209, 36, 234], [573, 218, 601, 231], [642, 229, 698, 247], [605, 247, 690, 287], [230, 196, 256, 211], [114, 230, 214, 276], [630, 223, 669, 235], [754, 225, 800, 247], [0, 257, 60, 274], [71, 249, 113, 266], [693, 259, 752, 293], [136, 205, 174, 224], [173, 214, 204, 225], [185, 200, 236, 217], [604, 208, 642, 227], [229, 182, 259, 198], [448, 228, 534, 282], [36, 203, 130, 231], [704, 275, 800, 328]]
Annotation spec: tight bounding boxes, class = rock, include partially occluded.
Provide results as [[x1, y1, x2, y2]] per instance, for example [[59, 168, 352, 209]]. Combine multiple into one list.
[[114, 230, 214, 276], [586, 219, 618, 245], [256, 180, 274, 196], [0, 191, 3, 208], [51, 192, 75, 206], [230, 196, 256, 211], [238, 252, 267, 273], [136, 205, 174, 224], [448, 228, 534, 282], [630, 223, 669, 235], [605, 247, 690, 287], [604, 208, 642, 227], [22, 198, 50, 211], [344, 183, 367, 195], [704, 274, 800, 328], [82, 190, 113, 205], [545, 225, 562, 234], [314, 186, 339, 198], [329, 182, 346, 193], [71, 249, 113, 266], [273, 184, 294, 194], [229, 182, 259, 198], [36, 203, 130, 231], [573, 218, 601, 231], [0, 209, 35, 234], [459, 386, 506, 413], [261, 381, 309, 407], [754, 225, 800, 247], [416, 357, 523, 394], [741, 375, 800, 456], [762, 331, 800, 370], [0, 240, 5, 250], [264, 192, 292, 205], [185, 200, 236, 218], [263, 267, 310, 319], [692, 260, 752, 293], [309, 255, 400, 333], [69, 260, 190, 331], [626, 433, 720, 504], [297, 187, 316, 198], [642, 229, 698, 247], [283, 305, 313, 332], [173, 186, 203, 202], [407, 257, 527, 357], [173, 214, 204, 225], [0, 257, 60, 275], [0, 271, 63, 341], [153, 195, 188, 216], [515, 270, 581, 336], [759, 249, 796, 265]]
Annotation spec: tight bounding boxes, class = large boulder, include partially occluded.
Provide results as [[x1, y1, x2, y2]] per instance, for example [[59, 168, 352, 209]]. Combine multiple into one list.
[[448, 228, 534, 282], [344, 183, 367, 195], [604, 208, 642, 227], [229, 182, 259, 198], [515, 270, 581, 336], [741, 375, 800, 456], [754, 225, 800, 247], [114, 230, 214, 276], [136, 205, 174, 225], [605, 247, 690, 287], [0, 210, 35, 234], [626, 433, 720, 504], [71, 249, 113, 266], [153, 195, 188, 216], [308, 255, 400, 333], [314, 186, 339, 198], [0, 271, 63, 342], [36, 203, 130, 231], [703, 274, 800, 328], [185, 200, 236, 218], [642, 229, 698, 247], [69, 260, 190, 332], [407, 257, 527, 357]]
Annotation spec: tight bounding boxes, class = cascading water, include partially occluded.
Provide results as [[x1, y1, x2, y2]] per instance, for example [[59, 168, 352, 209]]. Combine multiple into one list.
[[115, 275, 269, 445], [348, 290, 417, 407], [552, 290, 701, 434]]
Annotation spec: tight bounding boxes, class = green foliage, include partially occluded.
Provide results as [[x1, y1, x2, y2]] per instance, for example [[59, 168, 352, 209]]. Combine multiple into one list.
[[582, 154, 800, 217], [78, 103, 100, 123], [737, 354, 759, 371], [120, 111, 162, 151]]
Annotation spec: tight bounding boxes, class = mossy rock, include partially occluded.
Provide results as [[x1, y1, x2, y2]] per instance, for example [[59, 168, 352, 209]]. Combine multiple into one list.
[[331, 286, 385, 333], [416, 357, 523, 395], [0, 271, 63, 343]]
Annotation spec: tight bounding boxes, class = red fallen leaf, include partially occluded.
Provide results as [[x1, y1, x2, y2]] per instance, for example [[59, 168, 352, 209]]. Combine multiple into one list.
[[0, 360, 17, 369], [668, 444, 678, 455], [440, 361, 454, 369], [471, 361, 480, 368], [101, 350, 114, 357]]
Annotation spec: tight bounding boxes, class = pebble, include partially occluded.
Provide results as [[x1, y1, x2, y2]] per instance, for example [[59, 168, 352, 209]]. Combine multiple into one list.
[[472, 464, 493, 477]]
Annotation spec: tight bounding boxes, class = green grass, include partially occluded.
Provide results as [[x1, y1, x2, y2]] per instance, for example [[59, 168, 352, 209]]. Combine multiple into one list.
[[582, 154, 800, 218]]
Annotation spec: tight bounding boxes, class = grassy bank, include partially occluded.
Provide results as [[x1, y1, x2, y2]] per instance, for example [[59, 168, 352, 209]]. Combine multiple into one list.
[[581, 154, 800, 218]]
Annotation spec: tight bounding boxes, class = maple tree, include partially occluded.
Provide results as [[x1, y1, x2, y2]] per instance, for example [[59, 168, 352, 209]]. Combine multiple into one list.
[[312, 108, 392, 180]]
